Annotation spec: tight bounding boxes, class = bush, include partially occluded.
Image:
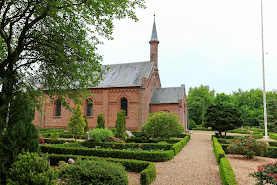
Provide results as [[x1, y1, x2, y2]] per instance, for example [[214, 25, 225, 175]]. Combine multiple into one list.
[[130, 132, 151, 143], [59, 158, 128, 185], [68, 104, 86, 141], [47, 154, 156, 185], [141, 111, 184, 139], [189, 119, 197, 130], [49, 132, 59, 140], [250, 162, 277, 185], [115, 110, 126, 140], [110, 128, 117, 134], [96, 114, 105, 129], [43, 138, 75, 144], [219, 157, 238, 185], [106, 135, 126, 143], [38, 136, 45, 145], [88, 128, 113, 142], [227, 136, 268, 159], [83, 115, 89, 133], [269, 133, 277, 140], [7, 152, 57, 185], [40, 145, 175, 162], [253, 133, 263, 139], [213, 141, 226, 164]]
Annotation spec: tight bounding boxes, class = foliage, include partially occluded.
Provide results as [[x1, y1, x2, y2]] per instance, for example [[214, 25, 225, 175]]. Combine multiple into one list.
[[106, 135, 126, 143], [263, 94, 277, 133], [219, 157, 238, 185], [96, 114, 106, 129], [250, 162, 277, 185], [203, 102, 242, 135], [187, 85, 215, 125], [110, 128, 117, 135], [189, 119, 197, 130], [7, 152, 57, 185], [68, 105, 86, 141], [141, 111, 184, 139], [0, 0, 146, 135], [38, 136, 46, 145], [213, 141, 226, 164], [46, 154, 156, 185], [59, 158, 128, 185], [115, 110, 127, 140], [0, 94, 39, 183], [49, 132, 59, 140], [88, 128, 113, 142], [227, 136, 268, 159], [130, 131, 152, 143], [40, 144, 175, 162], [83, 115, 89, 133]]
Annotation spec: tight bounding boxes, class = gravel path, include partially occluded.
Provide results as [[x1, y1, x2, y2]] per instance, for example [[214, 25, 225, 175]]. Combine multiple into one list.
[[151, 131, 222, 185]]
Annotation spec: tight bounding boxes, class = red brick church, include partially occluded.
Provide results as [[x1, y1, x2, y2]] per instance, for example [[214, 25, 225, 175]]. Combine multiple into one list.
[[33, 18, 188, 131]]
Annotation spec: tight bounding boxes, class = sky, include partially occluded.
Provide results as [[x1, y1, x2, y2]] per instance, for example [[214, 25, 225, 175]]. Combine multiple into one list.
[[97, 0, 277, 95]]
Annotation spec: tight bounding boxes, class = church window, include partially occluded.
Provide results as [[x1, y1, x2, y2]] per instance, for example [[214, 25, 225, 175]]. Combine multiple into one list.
[[55, 100, 61, 116], [86, 99, 93, 116], [121, 98, 128, 116]]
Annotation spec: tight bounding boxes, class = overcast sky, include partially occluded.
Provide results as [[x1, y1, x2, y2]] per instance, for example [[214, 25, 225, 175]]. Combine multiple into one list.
[[98, 0, 277, 95]]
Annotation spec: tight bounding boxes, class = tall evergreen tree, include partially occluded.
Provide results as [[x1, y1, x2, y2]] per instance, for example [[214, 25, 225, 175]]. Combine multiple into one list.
[[68, 105, 86, 141], [115, 110, 126, 140], [96, 114, 105, 129]]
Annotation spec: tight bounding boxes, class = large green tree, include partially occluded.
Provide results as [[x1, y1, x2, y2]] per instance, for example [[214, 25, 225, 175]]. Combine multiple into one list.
[[203, 102, 242, 136], [0, 0, 145, 135], [187, 85, 215, 125]]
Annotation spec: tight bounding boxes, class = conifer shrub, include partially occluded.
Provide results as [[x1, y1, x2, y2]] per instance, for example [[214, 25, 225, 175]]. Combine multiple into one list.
[[96, 114, 105, 129], [88, 128, 113, 142], [58, 158, 129, 185], [115, 110, 126, 140], [83, 115, 89, 133], [68, 105, 86, 141], [141, 111, 184, 139], [7, 152, 57, 185]]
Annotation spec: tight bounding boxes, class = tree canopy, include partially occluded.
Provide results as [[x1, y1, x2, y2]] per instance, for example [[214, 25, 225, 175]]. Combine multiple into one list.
[[0, 0, 145, 134]]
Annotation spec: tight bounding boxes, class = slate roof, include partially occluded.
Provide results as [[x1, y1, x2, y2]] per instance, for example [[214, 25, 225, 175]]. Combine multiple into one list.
[[96, 61, 154, 88], [149, 17, 159, 43], [150, 87, 185, 104]]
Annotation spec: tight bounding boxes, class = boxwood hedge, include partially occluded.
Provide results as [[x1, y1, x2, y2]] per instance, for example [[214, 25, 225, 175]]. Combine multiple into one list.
[[47, 154, 156, 185], [219, 157, 237, 185]]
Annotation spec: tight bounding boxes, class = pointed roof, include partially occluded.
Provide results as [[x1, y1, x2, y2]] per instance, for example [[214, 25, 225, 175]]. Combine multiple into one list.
[[149, 16, 159, 43]]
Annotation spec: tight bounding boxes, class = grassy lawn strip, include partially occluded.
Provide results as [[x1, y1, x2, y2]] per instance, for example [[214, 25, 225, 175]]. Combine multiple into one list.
[[212, 135, 237, 185], [47, 154, 156, 185]]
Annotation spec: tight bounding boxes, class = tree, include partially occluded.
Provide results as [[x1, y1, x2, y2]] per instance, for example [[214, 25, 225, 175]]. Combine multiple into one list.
[[187, 85, 215, 125], [0, 92, 39, 183], [96, 114, 105, 129], [115, 110, 126, 140], [141, 111, 184, 139], [68, 105, 86, 141], [0, 0, 145, 135], [203, 103, 242, 136], [83, 115, 89, 133]]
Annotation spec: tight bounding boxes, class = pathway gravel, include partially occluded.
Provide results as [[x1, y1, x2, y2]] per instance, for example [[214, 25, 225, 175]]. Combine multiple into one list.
[[151, 131, 222, 185]]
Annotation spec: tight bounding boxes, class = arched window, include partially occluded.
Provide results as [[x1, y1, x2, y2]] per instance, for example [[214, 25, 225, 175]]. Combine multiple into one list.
[[55, 100, 61, 116], [86, 99, 93, 116], [121, 98, 128, 116]]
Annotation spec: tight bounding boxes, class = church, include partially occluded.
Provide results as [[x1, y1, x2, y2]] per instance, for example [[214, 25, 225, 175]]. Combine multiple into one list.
[[33, 18, 188, 131]]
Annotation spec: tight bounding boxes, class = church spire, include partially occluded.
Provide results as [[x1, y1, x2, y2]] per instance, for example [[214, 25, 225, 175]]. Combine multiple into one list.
[[149, 14, 159, 70], [149, 14, 159, 43]]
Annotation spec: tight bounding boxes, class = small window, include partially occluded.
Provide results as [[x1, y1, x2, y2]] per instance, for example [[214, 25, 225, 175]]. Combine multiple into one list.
[[86, 99, 93, 116], [55, 100, 61, 116], [121, 98, 128, 116]]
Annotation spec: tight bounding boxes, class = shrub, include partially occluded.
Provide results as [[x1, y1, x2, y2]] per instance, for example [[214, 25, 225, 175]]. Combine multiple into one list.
[[83, 115, 89, 133], [7, 152, 57, 185], [219, 157, 238, 185], [130, 132, 151, 143], [106, 135, 126, 143], [213, 141, 226, 164], [49, 132, 59, 140], [115, 110, 126, 140], [227, 136, 268, 159], [110, 128, 117, 134], [96, 114, 105, 129], [38, 136, 45, 145], [250, 162, 277, 185], [58, 158, 129, 185], [189, 119, 197, 130], [141, 111, 184, 139], [68, 105, 86, 141], [88, 128, 113, 142]]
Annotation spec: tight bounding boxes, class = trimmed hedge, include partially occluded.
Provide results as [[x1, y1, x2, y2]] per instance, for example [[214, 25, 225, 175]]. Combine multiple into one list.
[[253, 133, 263, 139], [219, 157, 238, 185], [47, 154, 156, 185], [81, 141, 173, 151], [44, 138, 76, 144], [228, 129, 250, 134], [126, 138, 181, 144], [41, 145, 175, 162], [170, 136, 190, 155], [213, 141, 226, 164], [268, 141, 277, 147], [192, 127, 212, 131], [269, 133, 277, 140], [215, 135, 236, 139]]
